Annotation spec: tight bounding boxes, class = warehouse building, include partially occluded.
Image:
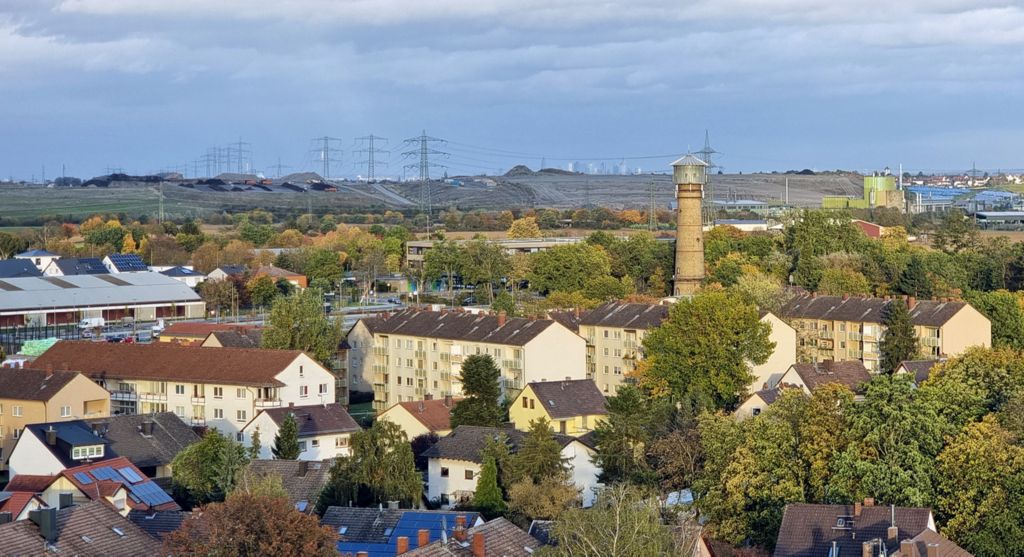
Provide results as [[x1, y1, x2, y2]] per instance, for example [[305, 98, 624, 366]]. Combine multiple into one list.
[[0, 272, 205, 327]]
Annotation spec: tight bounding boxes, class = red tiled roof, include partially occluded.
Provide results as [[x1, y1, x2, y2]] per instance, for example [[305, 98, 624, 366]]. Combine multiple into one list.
[[0, 492, 41, 518], [393, 397, 462, 432], [161, 321, 256, 338], [4, 475, 58, 493], [62, 456, 180, 513], [33, 341, 305, 387]]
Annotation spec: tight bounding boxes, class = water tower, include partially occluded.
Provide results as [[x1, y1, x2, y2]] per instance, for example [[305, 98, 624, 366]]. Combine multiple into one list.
[[671, 154, 707, 297]]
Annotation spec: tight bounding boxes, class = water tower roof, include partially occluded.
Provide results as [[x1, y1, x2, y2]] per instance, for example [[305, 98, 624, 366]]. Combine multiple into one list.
[[671, 154, 708, 167]]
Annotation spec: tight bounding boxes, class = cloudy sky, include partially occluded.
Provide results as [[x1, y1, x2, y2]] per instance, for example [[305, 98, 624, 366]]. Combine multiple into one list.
[[1, 0, 1022, 180]]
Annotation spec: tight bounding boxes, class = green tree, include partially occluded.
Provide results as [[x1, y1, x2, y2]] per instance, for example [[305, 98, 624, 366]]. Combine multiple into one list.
[[880, 298, 918, 375], [461, 238, 510, 304], [529, 243, 612, 295], [919, 346, 1024, 430], [249, 427, 263, 460], [507, 217, 542, 239], [491, 290, 516, 316], [640, 290, 773, 410], [239, 221, 276, 246], [817, 267, 871, 296], [581, 274, 628, 302], [450, 355, 504, 428], [895, 254, 932, 298], [272, 413, 301, 460], [199, 279, 238, 316], [423, 239, 464, 299], [508, 476, 579, 525], [261, 288, 343, 366], [932, 209, 979, 254], [511, 418, 567, 484], [592, 386, 674, 486], [472, 455, 506, 518], [172, 429, 250, 504], [964, 290, 1024, 350], [304, 248, 343, 290], [247, 275, 278, 308], [0, 232, 28, 259]]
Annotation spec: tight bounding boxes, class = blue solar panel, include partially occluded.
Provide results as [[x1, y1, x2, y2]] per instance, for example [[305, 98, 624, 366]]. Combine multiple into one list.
[[91, 466, 120, 481], [73, 472, 94, 485], [117, 467, 143, 484], [131, 481, 173, 507], [108, 254, 147, 271]]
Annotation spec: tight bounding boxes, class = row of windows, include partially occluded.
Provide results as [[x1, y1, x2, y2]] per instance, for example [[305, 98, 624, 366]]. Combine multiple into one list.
[[71, 444, 104, 460], [383, 337, 522, 360], [440, 467, 475, 480]]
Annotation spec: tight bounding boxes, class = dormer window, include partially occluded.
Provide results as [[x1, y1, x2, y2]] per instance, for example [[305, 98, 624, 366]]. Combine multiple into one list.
[[72, 444, 104, 460]]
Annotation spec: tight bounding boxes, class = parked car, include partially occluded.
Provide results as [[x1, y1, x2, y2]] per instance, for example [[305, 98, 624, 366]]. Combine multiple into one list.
[[79, 317, 105, 329]]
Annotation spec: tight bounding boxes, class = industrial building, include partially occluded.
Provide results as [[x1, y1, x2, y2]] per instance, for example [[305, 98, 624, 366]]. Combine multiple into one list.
[[0, 272, 205, 327], [822, 173, 904, 210]]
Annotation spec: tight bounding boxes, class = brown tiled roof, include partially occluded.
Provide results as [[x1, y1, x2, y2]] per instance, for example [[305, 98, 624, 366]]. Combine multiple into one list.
[[0, 368, 80, 401], [779, 294, 969, 327], [253, 265, 303, 278], [0, 500, 163, 555], [83, 412, 201, 469], [421, 426, 579, 464], [5, 475, 58, 493], [259, 403, 360, 436], [527, 380, 607, 419], [206, 329, 264, 348], [775, 503, 934, 557], [405, 517, 541, 556], [786, 361, 872, 391], [898, 360, 941, 385], [245, 460, 331, 510], [33, 341, 305, 387], [547, 310, 581, 333], [161, 321, 256, 338], [392, 397, 462, 432], [578, 301, 669, 329], [903, 529, 973, 557], [361, 308, 555, 346], [0, 492, 42, 518], [752, 387, 783, 406]]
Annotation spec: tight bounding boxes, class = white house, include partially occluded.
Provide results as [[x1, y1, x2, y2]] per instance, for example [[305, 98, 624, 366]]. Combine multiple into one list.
[[102, 254, 149, 273], [241, 403, 361, 460], [421, 425, 602, 508], [157, 266, 207, 288], [32, 341, 336, 438], [751, 311, 798, 390], [14, 249, 60, 273]]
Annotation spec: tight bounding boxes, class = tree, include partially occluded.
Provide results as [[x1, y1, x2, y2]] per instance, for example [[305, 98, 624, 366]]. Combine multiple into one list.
[[932, 209, 978, 254], [261, 288, 343, 366], [272, 413, 301, 460], [163, 493, 338, 556], [964, 290, 1024, 350], [545, 484, 678, 557], [199, 279, 238, 316], [423, 239, 463, 300], [529, 243, 611, 295], [508, 476, 579, 525], [304, 248, 343, 290], [581, 275, 629, 302], [248, 427, 263, 460], [511, 418, 567, 484], [639, 290, 773, 411], [315, 420, 422, 511], [592, 386, 674, 486], [472, 455, 506, 518], [247, 275, 278, 308], [729, 270, 790, 314], [507, 216, 542, 239], [895, 254, 932, 298], [171, 429, 250, 504], [491, 290, 516, 316], [0, 232, 28, 259], [450, 355, 504, 428], [461, 238, 510, 304], [879, 298, 918, 375], [647, 427, 703, 492], [817, 267, 870, 296]]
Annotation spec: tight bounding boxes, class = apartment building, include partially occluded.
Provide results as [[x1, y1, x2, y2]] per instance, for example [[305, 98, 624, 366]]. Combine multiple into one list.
[[31, 342, 335, 438], [778, 293, 991, 372], [0, 367, 110, 468], [577, 302, 669, 395], [405, 238, 585, 269], [349, 308, 586, 412]]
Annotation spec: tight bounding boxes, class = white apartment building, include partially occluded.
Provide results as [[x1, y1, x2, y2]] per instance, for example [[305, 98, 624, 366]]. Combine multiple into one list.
[[241, 402, 361, 460], [32, 342, 335, 438], [348, 309, 586, 412]]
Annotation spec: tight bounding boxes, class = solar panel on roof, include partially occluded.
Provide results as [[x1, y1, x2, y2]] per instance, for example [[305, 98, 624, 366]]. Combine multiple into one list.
[[0, 280, 22, 292], [73, 472, 94, 485], [40, 277, 78, 289], [132, 482, 173, 506], [108, 254, 147, 272], [117, 467, 143, 484], [91, 466, 120, 481], [95, 274, 131, 286]]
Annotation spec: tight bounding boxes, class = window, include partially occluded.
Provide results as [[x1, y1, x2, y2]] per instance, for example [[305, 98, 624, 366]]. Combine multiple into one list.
[[299, 365, 304, 377], [614, 366, 621, 375], [300, 385, 309, 398], [236, 388, 246, 399], [614, 349, 621, 357], [406, 378, 413, 386], [60, 405, 71, 418], [298, 441, 307, 452], [522, 397, 528, 408], [175, 406, 185, 417], [311, 439, 320, 448], [13, 406, 22, 417], [236, 433, 244, 442], [335, 436, 349, 448], [13, 428, 21, 440], [319, 383, 329, 395], [175, 384, 185, 395], [752, 408, 762, 416], [432, 342, 438, 352], [603, 330, 608, 338], [213, 387, 223, 399], [0, 404, 4, 415], [441, 467, 450, 477], [582, 415, 588, 429], [603, 348, 609, 356], [464, 470, 474, 480], [72, 445, 104, 459], [214, 408, 224, 419], [406, 359, 413, 367], [529, 399, 534, 410], [236, 410, 247, 422], [397, 376, 402, 385], [559, 421, 567, 434], [604, 366, 609, 374]]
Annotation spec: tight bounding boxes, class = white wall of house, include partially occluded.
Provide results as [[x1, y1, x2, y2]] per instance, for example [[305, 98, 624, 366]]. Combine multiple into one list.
[[521, 323, 587, 386], [940, 305, 992, 357], [7, 432, 66, 477], [563, 441, 601, 508], [754, 313, 797, 390], [734, 393, 771, 421], [240, 411, 352, 460], [376, 405, 432, 439]]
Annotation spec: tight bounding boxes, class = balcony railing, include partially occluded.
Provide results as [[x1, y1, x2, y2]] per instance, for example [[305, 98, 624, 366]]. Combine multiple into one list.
[[502, 359, 523, 370], [920, 336, 941, 347], [372, 346, 389, 356], [190, 396, 206, 404], [138, 393, 167, 402], [111, 391, 137, 401], [818, 330, 832, 339], [191, 418, 206, 426], [414, 350, 426, 359], [414, 368, 427, 378], [255, 399, 282, 408]]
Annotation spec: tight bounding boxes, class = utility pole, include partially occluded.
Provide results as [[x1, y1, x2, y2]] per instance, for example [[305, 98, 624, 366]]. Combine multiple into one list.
[[232, 138, 252, 174], [271, 158, 292, 179], [158, 182, 165, 223], [697, 130, 720, 226], [201, 150, 217, 178], [311, 136, 343, 180], [401, 130, 449, 231], [354, 135, 389, 182], [648, 178, 657, 231]]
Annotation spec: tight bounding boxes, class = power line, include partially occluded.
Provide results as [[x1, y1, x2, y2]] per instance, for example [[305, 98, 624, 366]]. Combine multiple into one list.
[[311, 136, 343, 180], [401, 130, 449, 227], [354, 134, 389, 182], [231, 137, 253, 175], [697, 130, 720, 226], [271, 158, 292, 179]]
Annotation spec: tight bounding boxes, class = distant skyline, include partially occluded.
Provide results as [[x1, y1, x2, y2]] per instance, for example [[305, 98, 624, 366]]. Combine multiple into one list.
[[1, 0, 1023, 180]]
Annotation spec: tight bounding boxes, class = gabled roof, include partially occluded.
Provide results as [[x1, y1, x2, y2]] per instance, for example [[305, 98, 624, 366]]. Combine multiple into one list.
[[0, 368, 81, 401], [127, 509, 192, 540], [775, 502, 934, 557], [526, 380, 607, 419], [104, 253, 148, 272], [751, 387, 783, 406], [15, 249, 58, 258], [5, 475, 59, 493], [0, 500, 163, 555], [52, 257, 107, 275], [161, 321, 256, 339], [904, 529, 973, 557], [0, 259, 42, 278], [258, 403, 360, 436], [212, 264, 247, 276], [388, 397, 461, 433], [160, 266, 205, 278], [406, 517, 542, 557], [205, 329, 263, 348], [897, 360, 941, 385], [0, 491, 44, 518], [83, 412, 200, 469], [62, 456, 180, 512], [547, 310, 581, 333], [253, 265, 303, 278], [22, 421, 113, 469], [32, 341, 306, 387], [421, 426, 581, 464], [779, 294, 970, 327], [785, 361, 872, 392], [322, 507, 481, 556], [245, 460, 331, 511], [361, 309, 556, 346], [578, 301, 669, 329]]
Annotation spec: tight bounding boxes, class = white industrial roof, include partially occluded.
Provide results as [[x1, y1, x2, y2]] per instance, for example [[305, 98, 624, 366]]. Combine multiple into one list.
[[0, 272, 202, 314]]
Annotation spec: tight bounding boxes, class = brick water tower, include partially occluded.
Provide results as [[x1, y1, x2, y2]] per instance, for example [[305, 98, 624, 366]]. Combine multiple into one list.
[[671, 154, 707, 297]]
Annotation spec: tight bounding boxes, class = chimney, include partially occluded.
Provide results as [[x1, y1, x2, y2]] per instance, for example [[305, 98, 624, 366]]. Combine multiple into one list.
[[140, 420, 155, 436], [863, 497, 875, 507], [472, 533, 485, 557], [387, 500, 399, 510], [444, 394, 453, 408], [396, 536, 409, 555], [297, 460, 309, 477], [497, 311, 507, 327], [900, 540, 914, 556], [862, 541, 873, 557], [926, 543, 939, 557], [417, 529, 430, 548], [46, 426, 57, 446], [854, 501, 862, 518], [59, 492, 73, 509], [29, 508, 58, 543], [908, 296, 916, 310], [888, 525, 898, 542], [0, 512, 12, 525], [454, 515, 467, 542]]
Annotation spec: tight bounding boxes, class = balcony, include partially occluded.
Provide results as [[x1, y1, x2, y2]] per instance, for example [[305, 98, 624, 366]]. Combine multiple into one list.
[[920, 336, 941, 347], [502, 359, 523, 370], [372, 364, 388, 374], [138, 393, 167, 402], [817, 330, 833, 339], [414, 350, 426, 359], [414, 368, 427, 378], [848, 332, 863, 340], [191, 417, 206, 426], [255, 399, 282, 409], [190, 396, 206, 404], [111, 391, 137, 401], [372, 346, 389, 356]]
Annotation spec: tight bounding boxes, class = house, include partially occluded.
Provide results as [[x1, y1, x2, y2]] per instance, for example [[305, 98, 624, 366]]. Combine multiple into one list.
[[377, 396, 461, 439], [42, 257, 108, 277], [101, 253, 148, 274], [577, 301, 669, 395], [159, 265, 207, 287], [896, 360, 942, 386], [406, 516, 542, 557], [734, 387, 784, 420], [58, 456, 180, 514], [779, 293, 991, 372], [158, 321, 256, 344], [241, 403, 360, 460], [253, 265, 308, 289], [320, 506, 482, 556], [693, 536, 771, 557], [0, 491, 46, 521], [201, 328, 263, 348], [852, 219, 888, 239], [754, 311, 798, 389], [776, 361, 873, 395], [243, 460, 331, 513], [422, 425, 601, 508], [510, 380, 607, 435], [0, 501, 163, 555], [774, 500, 968, 557], [350, 309, 586, 411], [207, 264, 247, 281], [0, 367, 110, 469], [14, 249, 60, 273], [0, 259, 43, 279], [32, 341, 336, 437]]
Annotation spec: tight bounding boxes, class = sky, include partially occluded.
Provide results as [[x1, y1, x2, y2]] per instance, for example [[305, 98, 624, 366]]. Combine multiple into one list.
[[1, 0, 1023, 180]]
